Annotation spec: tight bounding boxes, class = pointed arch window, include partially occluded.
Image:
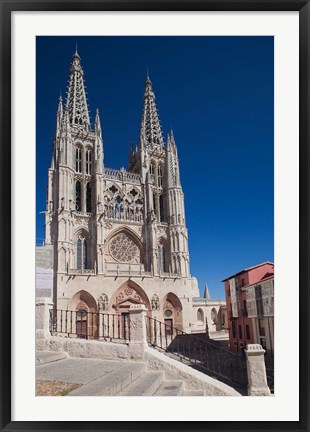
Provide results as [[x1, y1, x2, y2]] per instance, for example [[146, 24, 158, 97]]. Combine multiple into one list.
[[75, 181, 81, 211], [83, 240, 88, 269], [77, 239, 82, 268], [153, 193, 157, 216], [86, 149, 92, 174], [158, 165, 163, 188], [159, 194, 165, 222], [150, 162, 155, 176], [86, 182, 92, 213], [197, 308, 204, 323], [77, 237, 88, 269], [158, 243, 168, 273], [75, 147, 82, 173]]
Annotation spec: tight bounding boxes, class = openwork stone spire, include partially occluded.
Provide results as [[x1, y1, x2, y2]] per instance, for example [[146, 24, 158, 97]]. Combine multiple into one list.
[[66, 49, 90, 130], [140, 76, 164, 149]]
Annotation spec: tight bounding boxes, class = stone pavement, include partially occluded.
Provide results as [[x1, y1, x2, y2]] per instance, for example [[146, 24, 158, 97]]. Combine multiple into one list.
[[36, 351, 204, 396]]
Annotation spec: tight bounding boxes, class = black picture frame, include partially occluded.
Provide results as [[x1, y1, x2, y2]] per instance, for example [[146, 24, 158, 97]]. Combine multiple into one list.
[[1, 1, 309, 431]]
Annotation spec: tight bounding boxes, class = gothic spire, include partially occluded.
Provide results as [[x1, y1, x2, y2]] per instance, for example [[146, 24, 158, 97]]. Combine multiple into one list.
[[140, 75, 164, 149], [204, 283, 211, 301], [56, 95, 63, 136], [166, 130, 181, 187], [66, 49, 90, 130], [95, 108, 104, 173]]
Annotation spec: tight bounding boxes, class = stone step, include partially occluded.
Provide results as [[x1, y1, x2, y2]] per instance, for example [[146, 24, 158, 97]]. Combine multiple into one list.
[[36, 351, 68, 365], [117, 371, 164, 396], [69, 362, 147, 396], [153, 380, 184, 396], [182, 389, 205, 396]]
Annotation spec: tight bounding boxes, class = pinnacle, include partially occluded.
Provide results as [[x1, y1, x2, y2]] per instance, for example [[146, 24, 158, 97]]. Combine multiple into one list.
[[73, 44, 81, 60], [146, 68, 152, 84], [66, 50, 90, 130], [140, 76, 164, 149]]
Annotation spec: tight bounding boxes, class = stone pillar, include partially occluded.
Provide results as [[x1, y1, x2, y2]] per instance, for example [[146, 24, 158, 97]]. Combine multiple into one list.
[[36, 297, 54, 338], [128, 304, 148, 360], [245, 344, 271, 396]]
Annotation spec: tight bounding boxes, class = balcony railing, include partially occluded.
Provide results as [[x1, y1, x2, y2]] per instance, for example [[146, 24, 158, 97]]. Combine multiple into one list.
[[67, 268, 96, 276], [103, 167, 141, 184]]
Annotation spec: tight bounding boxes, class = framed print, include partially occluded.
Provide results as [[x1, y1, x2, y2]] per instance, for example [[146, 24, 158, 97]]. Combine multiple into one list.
[[1, 1, 309, 431]]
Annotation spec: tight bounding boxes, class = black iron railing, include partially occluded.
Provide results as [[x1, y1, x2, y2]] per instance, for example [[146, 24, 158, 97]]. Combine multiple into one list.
[[145, 316, 248, 389], [265, 353, 274, 393], [50, 310, 131, 342]]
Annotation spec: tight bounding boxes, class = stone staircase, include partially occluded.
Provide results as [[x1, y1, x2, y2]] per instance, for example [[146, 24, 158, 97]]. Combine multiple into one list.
[[36, 351, 204, 396]]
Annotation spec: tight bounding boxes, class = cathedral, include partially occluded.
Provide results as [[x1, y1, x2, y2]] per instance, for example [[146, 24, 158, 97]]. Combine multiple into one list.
[[44, 49, 202, 335]]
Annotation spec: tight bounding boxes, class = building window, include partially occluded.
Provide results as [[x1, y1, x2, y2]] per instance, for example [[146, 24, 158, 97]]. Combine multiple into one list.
[[150, 162, 154, 176], [75, 147, 82, 173], [159, 195, 165, 222], [158, 165, 163, 187], [258, 319, 266, 337], [243, 300, 248, 317], [255, 285, 264, 315], [197, 308, 204, 323], [77, 239, 82, 268], [153, 193, 157, 214], [241, 278, 245, 287], [232, 320, 236, 338], [83, 240, 88, 269], [75, 181, 81, 211], [77, 238, 88, 269], [238, 324, 243, 339], [158, 244, 167, 273], [164, 310, 173, 318], [86, 182, 92, 213], [246, 325, 250, 340], [86, 149, 92, 174]]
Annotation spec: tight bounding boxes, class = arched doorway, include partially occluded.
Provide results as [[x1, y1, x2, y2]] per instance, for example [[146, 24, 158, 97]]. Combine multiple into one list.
[[163, 292, 183, 333], [110, 280, 151, 340], [112, 280, 151, 313], [68, 290, 98, 339], [211, 307, 218, 331]]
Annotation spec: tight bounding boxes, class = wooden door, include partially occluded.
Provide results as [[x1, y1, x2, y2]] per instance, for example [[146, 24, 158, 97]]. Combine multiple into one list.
[[164, 318, 173, 336]]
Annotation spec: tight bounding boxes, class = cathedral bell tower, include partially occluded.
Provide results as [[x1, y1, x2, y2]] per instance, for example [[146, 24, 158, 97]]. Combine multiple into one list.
[[129, 75, 190, 277], [45, 49, 104, 307]]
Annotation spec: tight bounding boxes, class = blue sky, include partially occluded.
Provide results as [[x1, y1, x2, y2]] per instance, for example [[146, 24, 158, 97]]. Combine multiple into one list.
[[36, 36, 274, 299]]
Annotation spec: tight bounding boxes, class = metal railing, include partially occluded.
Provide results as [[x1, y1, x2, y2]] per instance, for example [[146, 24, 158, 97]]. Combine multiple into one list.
[[145, 316, 248, 389], [50, 310, 131, 342], [265, 353, 274, 393]]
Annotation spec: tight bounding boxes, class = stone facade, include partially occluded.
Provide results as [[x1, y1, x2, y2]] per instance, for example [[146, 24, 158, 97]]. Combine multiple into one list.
[[44, 50, 200, 335]]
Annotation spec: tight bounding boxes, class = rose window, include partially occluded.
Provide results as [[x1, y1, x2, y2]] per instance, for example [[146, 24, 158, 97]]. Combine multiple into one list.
[[110, 233, 139, 262]]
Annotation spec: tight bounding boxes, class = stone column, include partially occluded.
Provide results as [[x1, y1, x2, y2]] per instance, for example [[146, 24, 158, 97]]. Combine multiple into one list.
[[245, 344, 271, 396], [128, 304, 148, 360], [36, 297, 54, 338]]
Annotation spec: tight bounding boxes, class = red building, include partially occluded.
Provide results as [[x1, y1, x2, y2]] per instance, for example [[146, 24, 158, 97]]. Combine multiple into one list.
[[222, 262, 274, 352]]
